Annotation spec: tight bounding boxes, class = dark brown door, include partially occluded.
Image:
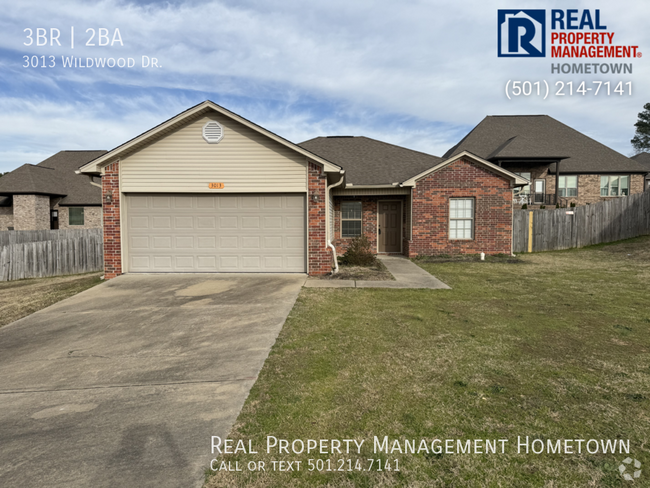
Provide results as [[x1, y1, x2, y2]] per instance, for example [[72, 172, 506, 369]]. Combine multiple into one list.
[[378, 201, 401, 253]]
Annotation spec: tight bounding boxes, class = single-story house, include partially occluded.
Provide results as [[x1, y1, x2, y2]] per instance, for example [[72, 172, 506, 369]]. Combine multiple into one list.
[[0, 151, 106, 230], [445, 115, 648, 207], [630, 152, 650, 191], [78, 101, 528, 278]]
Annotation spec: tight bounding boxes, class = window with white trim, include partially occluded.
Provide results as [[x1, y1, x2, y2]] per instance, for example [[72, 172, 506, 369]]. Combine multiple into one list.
[[449, 198, 474, 240], [600, 175, 629, 196], [558, 175, 578, 197], [341, 201, 362, 238]]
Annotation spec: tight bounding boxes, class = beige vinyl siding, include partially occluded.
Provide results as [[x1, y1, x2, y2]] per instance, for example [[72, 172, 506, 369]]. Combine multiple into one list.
[[120, 114, 308, 193]]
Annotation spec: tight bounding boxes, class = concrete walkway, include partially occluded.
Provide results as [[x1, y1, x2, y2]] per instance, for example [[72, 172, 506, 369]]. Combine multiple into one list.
[[304, 255, 450, 289]]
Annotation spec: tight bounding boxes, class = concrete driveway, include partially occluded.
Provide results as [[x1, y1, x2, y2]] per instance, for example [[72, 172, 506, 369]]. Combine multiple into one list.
[[0, 273, 305, 488]]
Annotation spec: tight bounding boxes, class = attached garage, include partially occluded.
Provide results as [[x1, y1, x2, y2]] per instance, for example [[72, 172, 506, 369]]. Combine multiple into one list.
[[125, 193, 305, 272], [79, 101, 342, 278]]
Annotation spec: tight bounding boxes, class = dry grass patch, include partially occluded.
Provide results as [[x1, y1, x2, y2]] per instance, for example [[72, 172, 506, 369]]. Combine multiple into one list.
[[205, 237, 650, 487], [0, 272, 102, 327]]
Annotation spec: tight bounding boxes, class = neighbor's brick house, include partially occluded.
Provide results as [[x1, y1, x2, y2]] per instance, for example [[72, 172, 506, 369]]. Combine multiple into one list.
[[0, 151, 105, 231], [446, 115, 648, 208], [74, 101, 644, 278]]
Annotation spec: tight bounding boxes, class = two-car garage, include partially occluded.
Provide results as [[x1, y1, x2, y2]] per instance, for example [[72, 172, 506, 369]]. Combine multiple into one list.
[[124, 193, 306, 273], [79, 101, 342, 278]]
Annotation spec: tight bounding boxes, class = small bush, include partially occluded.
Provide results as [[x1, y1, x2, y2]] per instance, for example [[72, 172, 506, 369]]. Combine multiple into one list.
[[340, 235, 376, 266], [570, 202, 576, 207], [556, 202, 561, 208], [521, 204, 528, 209], [540, 205, 546, 209]]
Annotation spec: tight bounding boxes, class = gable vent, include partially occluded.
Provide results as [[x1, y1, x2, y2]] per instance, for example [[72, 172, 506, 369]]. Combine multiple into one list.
[[202, 121, 224, 144]]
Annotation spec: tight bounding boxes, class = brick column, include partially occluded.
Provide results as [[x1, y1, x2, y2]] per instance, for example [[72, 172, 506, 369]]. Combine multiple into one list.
[[307, 162, 331, 275], [102, 161, 122, 279]]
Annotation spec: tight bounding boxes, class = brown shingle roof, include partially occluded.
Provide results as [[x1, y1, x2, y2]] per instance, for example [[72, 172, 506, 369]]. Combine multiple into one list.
[[445, 115, 647, 173], [631, 152, 650, 171], [299, 136, 443, 185], [0, 151, 106, 205]]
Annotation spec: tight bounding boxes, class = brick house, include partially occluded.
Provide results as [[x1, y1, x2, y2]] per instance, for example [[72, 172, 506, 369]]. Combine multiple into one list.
[[78, 101, 527, 278], [445, 115, 648, 208], [0, 151, 106, 231]]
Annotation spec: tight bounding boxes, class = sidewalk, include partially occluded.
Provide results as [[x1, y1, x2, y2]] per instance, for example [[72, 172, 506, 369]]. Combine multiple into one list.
[[304, 255, 451, 290]]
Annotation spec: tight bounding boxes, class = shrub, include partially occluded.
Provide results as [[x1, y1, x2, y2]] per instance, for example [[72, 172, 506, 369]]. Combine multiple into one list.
[[570, 202, 576, 207], [556, 202, 561, 208], [521, 204, 528, 209], [540, 205, 546, 209], [340, 235, 376, 266]]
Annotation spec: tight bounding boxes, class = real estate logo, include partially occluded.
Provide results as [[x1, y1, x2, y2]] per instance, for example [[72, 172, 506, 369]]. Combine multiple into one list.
[[497, 10, 546, 57]]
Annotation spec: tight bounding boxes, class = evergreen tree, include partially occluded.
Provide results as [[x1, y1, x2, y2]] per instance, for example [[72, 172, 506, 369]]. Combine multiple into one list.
[[631, 103, 650, 153]]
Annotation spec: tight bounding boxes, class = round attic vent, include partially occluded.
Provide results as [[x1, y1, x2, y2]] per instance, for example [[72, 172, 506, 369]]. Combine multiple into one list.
[[202, 121, 224, 144]]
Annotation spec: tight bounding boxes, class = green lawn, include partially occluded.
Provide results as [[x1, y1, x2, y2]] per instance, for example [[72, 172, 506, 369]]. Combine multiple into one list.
[[206, 237, 650, 487]]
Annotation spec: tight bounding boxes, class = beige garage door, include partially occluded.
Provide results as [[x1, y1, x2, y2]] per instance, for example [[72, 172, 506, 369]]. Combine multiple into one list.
[[125, 194, 305, 272]]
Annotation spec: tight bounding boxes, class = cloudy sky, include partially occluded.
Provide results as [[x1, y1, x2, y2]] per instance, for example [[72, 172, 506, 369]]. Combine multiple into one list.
[[0, 0, 648, 172]]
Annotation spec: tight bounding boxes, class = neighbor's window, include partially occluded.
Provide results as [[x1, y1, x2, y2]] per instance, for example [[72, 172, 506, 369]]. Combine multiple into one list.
[[341, 201, 362, 238], [600, 175, 629, 196], [68, 207, 84, 226], [558, 175, 578, 197], [449, 198, 474, 240]]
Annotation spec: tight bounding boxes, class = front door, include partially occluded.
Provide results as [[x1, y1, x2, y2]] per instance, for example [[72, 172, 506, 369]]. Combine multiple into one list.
[[378, 201, 401, 253]]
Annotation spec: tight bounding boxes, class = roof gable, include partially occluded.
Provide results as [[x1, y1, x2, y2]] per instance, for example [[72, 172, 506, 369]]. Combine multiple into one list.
[[79, 101, 342, 175], [402, 151, 529, 187]]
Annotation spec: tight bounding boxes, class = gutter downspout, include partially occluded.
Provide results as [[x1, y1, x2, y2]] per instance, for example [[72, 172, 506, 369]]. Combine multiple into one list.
[[327, 173, 345, 274]]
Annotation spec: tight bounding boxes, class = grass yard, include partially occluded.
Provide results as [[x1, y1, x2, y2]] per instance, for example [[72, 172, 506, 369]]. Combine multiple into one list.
[[206, 237, 650, 487], [0, 272, 102, 327]]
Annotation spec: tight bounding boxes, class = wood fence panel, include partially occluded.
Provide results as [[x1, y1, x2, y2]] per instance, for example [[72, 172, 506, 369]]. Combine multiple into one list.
[[513, 191, 650, 253], [0, 229, 104, 281]]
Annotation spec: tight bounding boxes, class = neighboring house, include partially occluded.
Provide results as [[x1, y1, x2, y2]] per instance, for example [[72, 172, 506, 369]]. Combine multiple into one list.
[[444, 115, 648, 208], [0, 151, 106, 231], [631, 152, 650, 191]]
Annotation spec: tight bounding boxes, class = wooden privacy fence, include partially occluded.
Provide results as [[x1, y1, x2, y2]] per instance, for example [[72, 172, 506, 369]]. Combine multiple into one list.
[[0, 229, 103, 281], [513, 191, 650, 253]]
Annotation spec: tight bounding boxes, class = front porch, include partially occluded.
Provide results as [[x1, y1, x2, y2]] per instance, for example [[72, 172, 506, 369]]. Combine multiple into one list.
[[331, 193, 410, 257]]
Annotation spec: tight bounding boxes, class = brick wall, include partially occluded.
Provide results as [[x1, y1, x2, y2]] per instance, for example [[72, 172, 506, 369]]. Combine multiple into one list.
[[102, 161, 122, 279], [0, 206, 13, 230], [409, 157, 513, 256], [13, 194, 50, 230], [308, 162, 331, 275], [55, 205, 102, 229]]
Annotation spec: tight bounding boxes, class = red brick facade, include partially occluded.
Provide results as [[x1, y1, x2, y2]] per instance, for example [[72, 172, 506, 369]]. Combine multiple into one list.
[[408, 157, 513, 256], [307, 161, 332, 275], [102, 161, 122, 279]]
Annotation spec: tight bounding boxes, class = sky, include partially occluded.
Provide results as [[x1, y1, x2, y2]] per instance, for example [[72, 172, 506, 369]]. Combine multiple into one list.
[[0, 0, 648, 173]]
